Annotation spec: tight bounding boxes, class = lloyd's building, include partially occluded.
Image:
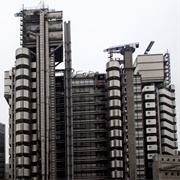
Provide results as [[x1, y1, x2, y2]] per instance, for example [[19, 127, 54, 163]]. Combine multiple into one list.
[[4, 5, 178, 180]]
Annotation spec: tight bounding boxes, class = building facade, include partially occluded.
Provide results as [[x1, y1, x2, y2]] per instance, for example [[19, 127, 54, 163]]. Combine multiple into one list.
[[4, 6, 63, 180], [54, 46, 178, 180], [134, 53, 178, 179], [0, 123, 5, 179], [153, 154, 180, 180], [4, 6, 178, 180]]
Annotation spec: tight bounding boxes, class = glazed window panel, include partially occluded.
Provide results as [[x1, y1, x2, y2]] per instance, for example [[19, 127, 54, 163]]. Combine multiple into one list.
[[133, 85, 142, 92], [134, 94, 142, 101], [134, 103, 142, 110], [135, 112, 143, 119]]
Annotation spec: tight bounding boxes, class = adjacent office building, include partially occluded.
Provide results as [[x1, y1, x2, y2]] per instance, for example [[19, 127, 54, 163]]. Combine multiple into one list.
[[134, 53, 178, 179], [153, 154, 180, 180], [0, 123, 5, 179], [4, 6, 178, 180]]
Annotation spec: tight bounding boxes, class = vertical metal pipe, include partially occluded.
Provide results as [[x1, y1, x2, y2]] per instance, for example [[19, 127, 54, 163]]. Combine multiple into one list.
[[64, 21, 74, 180], [36, 34, 40, 141], [45, 20, 50, 179], [39, 11, 46, 180], [156, 89, 162, 154], [12, 70, 16, 180], [49, 48, 56, 180]]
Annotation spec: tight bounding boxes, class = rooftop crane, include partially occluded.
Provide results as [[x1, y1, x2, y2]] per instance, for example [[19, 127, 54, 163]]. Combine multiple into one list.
[[103, 42, 139, 60], [144, 41, 155, 54]]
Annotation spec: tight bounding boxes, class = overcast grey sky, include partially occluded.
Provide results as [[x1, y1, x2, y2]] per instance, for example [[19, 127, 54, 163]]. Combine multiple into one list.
[[0, 0, 179, 162]]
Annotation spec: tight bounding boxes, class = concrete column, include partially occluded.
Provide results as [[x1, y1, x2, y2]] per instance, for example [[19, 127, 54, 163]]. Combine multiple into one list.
[[123, 49, 137, 180]]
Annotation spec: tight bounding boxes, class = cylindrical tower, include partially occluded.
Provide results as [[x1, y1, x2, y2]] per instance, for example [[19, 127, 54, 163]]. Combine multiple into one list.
[[106, 60, 123, 179], [15, 48, 31, 178]]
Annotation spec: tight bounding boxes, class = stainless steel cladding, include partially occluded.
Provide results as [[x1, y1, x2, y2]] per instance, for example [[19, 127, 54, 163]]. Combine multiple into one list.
[[17, 168, 30, 177], [108, 89, 121, 97], [16, 145, 30, 154], [15, 48, 31, 176], [106, 60, 123, 178]]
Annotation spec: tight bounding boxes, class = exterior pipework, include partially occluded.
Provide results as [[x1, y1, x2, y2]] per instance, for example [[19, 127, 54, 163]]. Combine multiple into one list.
[[6, 7, 63, 179], [45, 20, 50, 180], [64, 21, 74, 180], [15, 47, 31, 178], [106, 60, 123, 179], [156, 88, 162, 154], [49, 47, 56, 180], [39, 10, 46, 180], [163, 52, 171, 85]]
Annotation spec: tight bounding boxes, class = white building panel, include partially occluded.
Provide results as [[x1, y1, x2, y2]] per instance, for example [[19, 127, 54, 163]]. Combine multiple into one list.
[[31, 62, 36, 68], [31, 72, 36, 78], [146, 119, 157, 125], [147, 145, 158, 151], [147, 136, 157, 142], [107, 70, 120, 78], [106, 60, 120, 69], [162, 137, 176, 148], [161, 130, 175, 139], [32, 82, 36, 89], [145, 102, 156, 108], [146, 127, 157, 134], [161, 121, 174, 131], [147, 154, 154, 159], [142, 85, 155, 92], [159, 96, 175, 107], [160, 113, 174, 122], [160, 105, 175, 115], [162, 146, 175, 155], [146, 110, 156, 117], [134, 54, 164, 82], [159, 88, 175, 98], [144, 94, 155, 100]]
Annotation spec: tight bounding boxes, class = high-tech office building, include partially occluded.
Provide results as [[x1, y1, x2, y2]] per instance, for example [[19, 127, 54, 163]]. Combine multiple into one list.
[[0, 123, 5, 179], [56, 73, 108, 179], [54, 45, 178, 180], [4, 6, 64, 180], [4, 6, 178, 180], [134, 53, 178, 179]]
